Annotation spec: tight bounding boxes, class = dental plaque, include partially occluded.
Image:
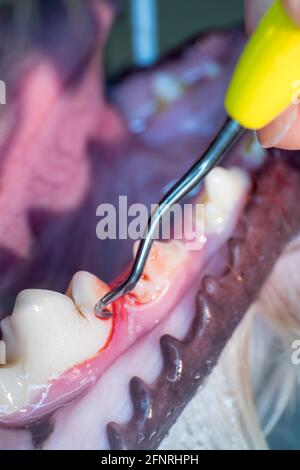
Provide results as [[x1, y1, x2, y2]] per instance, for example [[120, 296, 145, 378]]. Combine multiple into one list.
[[0, 0, 300, 451]]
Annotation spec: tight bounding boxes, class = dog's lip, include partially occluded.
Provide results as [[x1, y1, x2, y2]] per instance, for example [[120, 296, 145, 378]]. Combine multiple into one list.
[[0, 159, 251, 428]]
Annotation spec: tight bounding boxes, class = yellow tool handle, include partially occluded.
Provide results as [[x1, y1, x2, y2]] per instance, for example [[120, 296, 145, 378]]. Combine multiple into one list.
[[225, 0, 300, 130]]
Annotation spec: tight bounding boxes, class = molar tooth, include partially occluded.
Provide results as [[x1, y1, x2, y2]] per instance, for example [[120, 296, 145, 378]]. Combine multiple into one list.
[[152, 72, 185, 106], [203, 202, 225, 233], [200, 167, 250, 234], [0, 273, 113, 415], [9, 290, 81, 369], [205, 167, 249, 211], [132, 241, 186, 304]]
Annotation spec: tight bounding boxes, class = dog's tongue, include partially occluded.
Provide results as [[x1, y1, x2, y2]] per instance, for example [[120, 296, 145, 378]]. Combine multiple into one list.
[[0, 0, 123, 314]]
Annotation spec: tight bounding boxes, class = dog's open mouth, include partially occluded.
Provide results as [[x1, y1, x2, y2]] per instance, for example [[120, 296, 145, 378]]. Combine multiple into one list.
[[0, 0, 300, 450]]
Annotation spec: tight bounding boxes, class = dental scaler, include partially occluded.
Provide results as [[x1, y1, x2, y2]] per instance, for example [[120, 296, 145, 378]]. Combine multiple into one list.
[[95, 0, 300, 316]]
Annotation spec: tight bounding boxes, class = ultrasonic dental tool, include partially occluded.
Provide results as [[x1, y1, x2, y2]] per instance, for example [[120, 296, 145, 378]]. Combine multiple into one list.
[[95, 0, 300, 316]]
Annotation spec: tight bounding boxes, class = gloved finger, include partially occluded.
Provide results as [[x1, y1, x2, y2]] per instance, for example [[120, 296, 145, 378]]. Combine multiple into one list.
[[258, 104, 300, 150], [244, 0, 300, 35], [244, 0, 300, 150], [284, 0, 300, 25], [244, 0, 272, 34]]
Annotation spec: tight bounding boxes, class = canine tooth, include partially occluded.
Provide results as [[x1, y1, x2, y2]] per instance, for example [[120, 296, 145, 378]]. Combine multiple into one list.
[[0, 274, 112, 414], [152, 72, 185, 105], [199, 167, 250, 234]]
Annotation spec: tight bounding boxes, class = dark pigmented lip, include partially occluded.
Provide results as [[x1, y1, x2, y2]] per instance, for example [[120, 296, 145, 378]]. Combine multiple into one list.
[[106, 151, 300, 450]]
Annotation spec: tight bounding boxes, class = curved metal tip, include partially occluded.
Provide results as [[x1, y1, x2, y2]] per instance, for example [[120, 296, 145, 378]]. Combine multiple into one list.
[[94, 280, 133, 315], [94, 119, 244, 314], [94, 301, 113, 319]]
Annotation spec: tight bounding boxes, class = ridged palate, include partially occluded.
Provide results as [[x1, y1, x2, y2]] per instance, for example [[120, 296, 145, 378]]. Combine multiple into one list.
[[107, 151, 300, 450]]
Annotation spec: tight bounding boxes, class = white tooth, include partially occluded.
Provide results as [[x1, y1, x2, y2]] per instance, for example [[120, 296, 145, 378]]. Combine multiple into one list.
[[152, 72, 185, 105], [133, 241, 186, 303], [203, 202, 226, 233], [205, 167, 248, 210], [0, 274, 112, 415], [71, 271, 110, 318], [201, 167, 250, 234]]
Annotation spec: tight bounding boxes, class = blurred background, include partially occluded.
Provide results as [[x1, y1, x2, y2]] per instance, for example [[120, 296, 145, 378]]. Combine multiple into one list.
[[106, 0, 244, 78]]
